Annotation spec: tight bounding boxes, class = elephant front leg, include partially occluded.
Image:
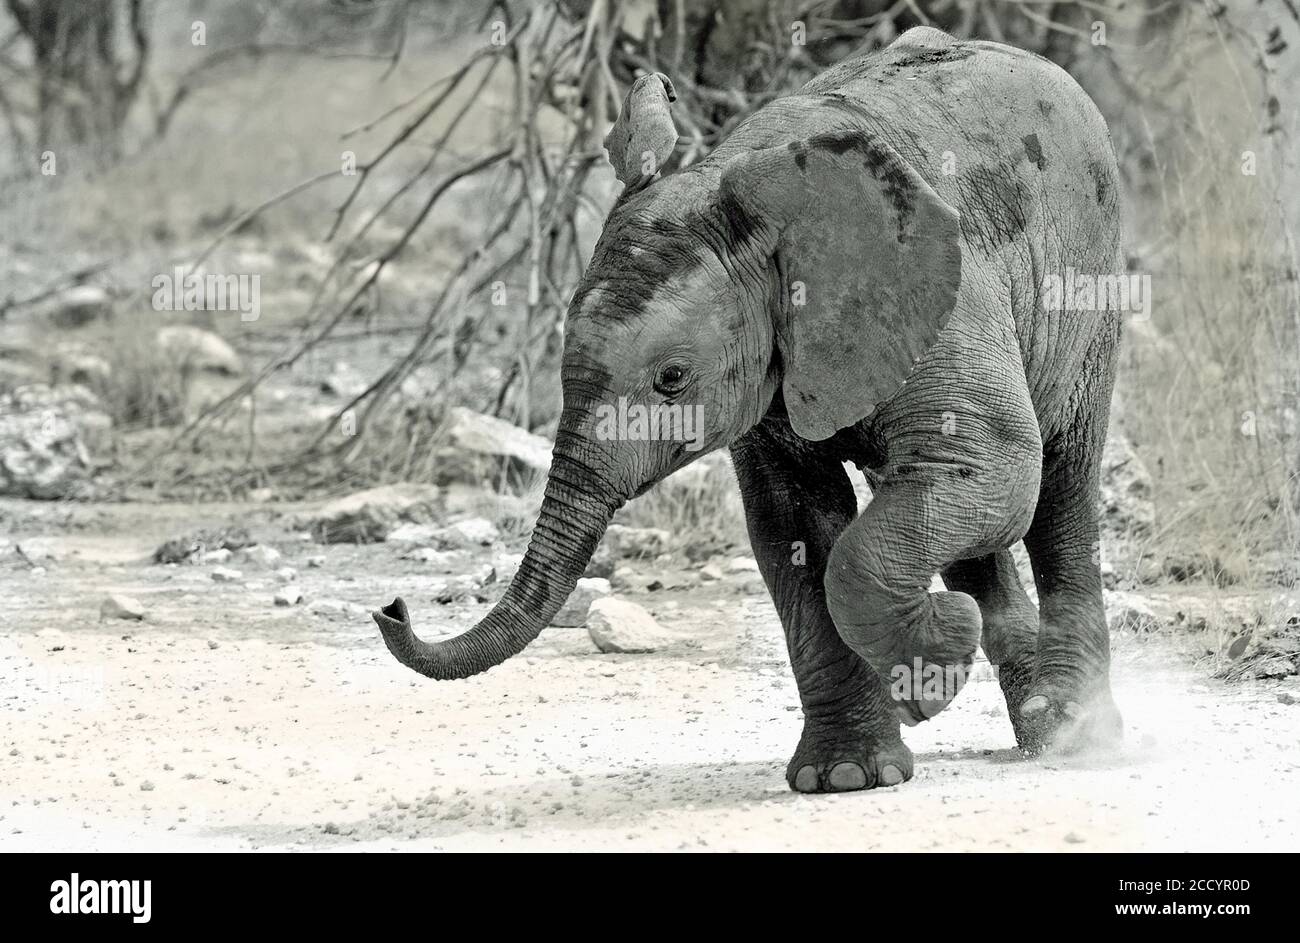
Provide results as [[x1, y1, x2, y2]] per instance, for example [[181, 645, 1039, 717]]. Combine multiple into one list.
[[732, 426, 911, 793], [825, 431, 1041, 725]]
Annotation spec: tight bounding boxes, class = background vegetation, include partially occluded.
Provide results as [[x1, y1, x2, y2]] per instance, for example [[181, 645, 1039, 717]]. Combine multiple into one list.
[[0, 0, 1296, 590]]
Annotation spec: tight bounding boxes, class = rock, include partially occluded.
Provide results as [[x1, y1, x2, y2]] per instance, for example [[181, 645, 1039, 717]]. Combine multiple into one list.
[[238, 545, 282, 567], [433, 574, 489, 604], [436, 517, 499, 548], [602, 524, 671, 559], [0, 384, 111, 499], [211, 567, 243, 582], [274, 586, 304, 607], [442, 407, 552, 473], [156, 326, 242, 375], [51, 343, 111, 388], [583, 542, 615, 579], [442, 482, 539, 522], [1107, 594, 1161, 633], [301, 483, 441, 543], [100, 594, 145, 621], [274, 566, 298, 583], [306, 555, 326, 568], [551, 577, 612, 628], [388, 517, 499, 549], [385, 523, 442, 543], [402, 547, 460, 566], [43, 285, 112, 328], [728, 556, 759, 574], [493, 552, 523, 584], [309, 598, 368, 618], [699, 563, 724, 582], [152, 527, 252, 565], [1136, 554, 1163, 585], [586, 597, 680, 653]]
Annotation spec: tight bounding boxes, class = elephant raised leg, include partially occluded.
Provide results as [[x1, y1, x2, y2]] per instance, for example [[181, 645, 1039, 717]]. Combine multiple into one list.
[[941, 550, 1039, 745], [732, 418, 912, 793], [824, 418, 1042, 725]]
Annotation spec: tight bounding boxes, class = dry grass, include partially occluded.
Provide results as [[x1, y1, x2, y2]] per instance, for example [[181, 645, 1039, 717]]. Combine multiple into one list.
[[1118, 28, 1299, 590], [618, 458, 748, 553], [96, 315, 191, 428]]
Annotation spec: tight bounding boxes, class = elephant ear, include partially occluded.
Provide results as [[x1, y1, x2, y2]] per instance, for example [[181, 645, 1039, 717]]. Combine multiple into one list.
[[603, 72, 678, 190], [718, 131, 962, 441]]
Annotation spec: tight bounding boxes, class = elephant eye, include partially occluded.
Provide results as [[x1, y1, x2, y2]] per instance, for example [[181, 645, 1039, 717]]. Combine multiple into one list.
[[654, 363, 688, 395]]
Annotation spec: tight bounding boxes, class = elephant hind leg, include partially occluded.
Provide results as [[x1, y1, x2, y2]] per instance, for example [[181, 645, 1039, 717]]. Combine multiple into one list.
[[1020, 443, 1123, 754], [1020, 346, 1123, 754], [825, 453, 1039, 725], [941, 550, 1039, 744]]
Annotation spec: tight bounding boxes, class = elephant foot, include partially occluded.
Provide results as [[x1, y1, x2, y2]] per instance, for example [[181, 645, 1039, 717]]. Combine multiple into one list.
[[994, 652, 1037, 748], [889, 653, 976, 727], [1016, 676, 1122, 756], [868, 592, 983, 727], [786, 718, 914, 793]]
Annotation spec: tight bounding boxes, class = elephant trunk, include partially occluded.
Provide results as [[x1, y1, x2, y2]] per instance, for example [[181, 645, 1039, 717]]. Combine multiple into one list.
[[373, 435, 621, 680]]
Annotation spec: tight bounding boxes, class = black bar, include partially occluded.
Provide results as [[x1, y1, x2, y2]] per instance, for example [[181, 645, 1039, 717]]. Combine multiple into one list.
[[0, 853, 1276, 931]]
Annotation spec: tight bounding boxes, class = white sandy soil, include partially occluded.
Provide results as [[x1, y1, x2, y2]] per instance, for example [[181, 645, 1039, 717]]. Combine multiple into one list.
[[1, 503, 1297, 852]]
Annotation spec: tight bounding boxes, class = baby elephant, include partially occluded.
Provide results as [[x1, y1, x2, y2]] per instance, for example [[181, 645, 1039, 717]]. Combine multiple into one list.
[[374, 27, 1125, 793]]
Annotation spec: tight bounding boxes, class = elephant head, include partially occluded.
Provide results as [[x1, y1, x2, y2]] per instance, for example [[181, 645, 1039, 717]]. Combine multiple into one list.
[[374, 89, 963, 680]]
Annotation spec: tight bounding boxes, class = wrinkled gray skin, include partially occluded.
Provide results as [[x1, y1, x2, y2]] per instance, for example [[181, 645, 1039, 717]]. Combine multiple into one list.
[[375, 27, 1125, 793]]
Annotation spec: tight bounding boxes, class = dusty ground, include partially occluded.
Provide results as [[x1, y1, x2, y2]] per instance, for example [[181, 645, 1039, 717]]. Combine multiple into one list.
[[2, 498, 1298, 852]]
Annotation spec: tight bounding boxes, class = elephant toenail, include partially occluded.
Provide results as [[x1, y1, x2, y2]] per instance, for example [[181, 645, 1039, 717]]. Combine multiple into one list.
[[1021, 695, 1050, 715], [879, 765, 904, 786], [829, 763, 867, 790], [794, 765, 820, 792], [1061, 701, 1083, 719]]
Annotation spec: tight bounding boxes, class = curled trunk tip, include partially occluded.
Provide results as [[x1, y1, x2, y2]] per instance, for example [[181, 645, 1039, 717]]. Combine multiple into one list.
[[372, 448, 623, 680]]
